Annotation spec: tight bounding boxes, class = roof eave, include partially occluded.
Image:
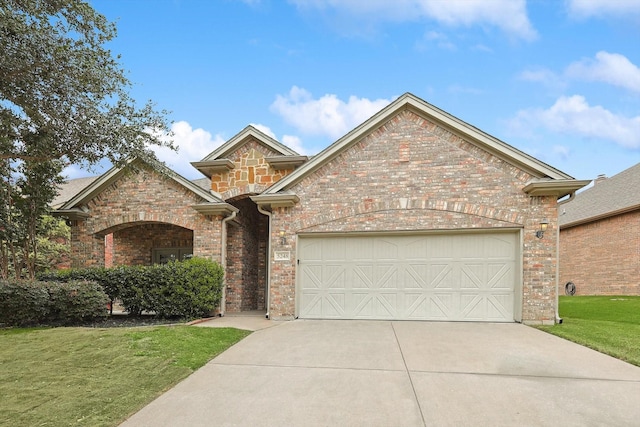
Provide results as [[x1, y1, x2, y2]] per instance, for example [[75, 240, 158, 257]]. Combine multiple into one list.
[[51, 208, 90, 220], [190, 159, 235, 178], [250, 192, 300, 208], [192, 202, 239, 216], [265, 155, 309, 169], [523, 179, 591, 198]]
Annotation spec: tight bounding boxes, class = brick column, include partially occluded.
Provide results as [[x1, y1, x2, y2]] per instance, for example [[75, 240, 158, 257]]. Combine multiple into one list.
[[70, 220, 105, 268]]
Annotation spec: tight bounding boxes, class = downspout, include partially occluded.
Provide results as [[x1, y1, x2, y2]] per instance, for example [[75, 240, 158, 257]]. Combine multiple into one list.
[[256, 204, 272, 319], [220, 210, 237, 317], [554, 191, 576, 324]]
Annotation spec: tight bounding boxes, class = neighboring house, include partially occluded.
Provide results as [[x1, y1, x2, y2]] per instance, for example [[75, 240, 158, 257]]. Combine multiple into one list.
[[51, 176, 99, 210], [559, 163, 640, 296], [54, 93, 588, 324]]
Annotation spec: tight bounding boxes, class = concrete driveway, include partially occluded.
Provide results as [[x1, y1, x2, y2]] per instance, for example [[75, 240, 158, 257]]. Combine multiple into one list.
[[120, 320, 640, 427]]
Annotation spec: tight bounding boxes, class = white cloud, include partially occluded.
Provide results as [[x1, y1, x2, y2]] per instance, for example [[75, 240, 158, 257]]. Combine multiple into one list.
[[415, 31, 456, 51], [518, 68, 566, 91], [250, 123, 277, 139], [152, 121, 225, 178], [289, 0, 537, 40], [61, 164, 89, 180], [250, 123, 310, 155], [552, 145, 571, 160], [270, 86, 393, 139], [282, 135, 308, 155], [566, 0, 640, 18], [565, 51, 640, 93], [510, 95, 640, 148]]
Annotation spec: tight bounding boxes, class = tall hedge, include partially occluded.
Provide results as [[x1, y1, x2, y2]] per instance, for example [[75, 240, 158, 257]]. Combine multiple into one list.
[[38, 257, 224, 319], [0, 280, 109, 326]]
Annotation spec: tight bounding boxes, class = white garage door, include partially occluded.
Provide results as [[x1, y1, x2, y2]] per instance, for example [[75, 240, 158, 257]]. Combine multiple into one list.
[[298, 232, 518, 322]]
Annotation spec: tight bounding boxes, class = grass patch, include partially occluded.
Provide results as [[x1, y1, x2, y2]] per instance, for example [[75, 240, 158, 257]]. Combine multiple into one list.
[[537, 296, 640, 367], [0, 325, 250, 427]]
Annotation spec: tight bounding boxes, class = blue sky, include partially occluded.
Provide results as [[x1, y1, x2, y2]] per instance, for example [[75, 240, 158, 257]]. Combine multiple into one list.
[[69, 0, 640, 182]]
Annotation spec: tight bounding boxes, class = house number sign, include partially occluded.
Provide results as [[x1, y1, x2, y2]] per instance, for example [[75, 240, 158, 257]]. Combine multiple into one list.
[[274, 251, 291, 261]]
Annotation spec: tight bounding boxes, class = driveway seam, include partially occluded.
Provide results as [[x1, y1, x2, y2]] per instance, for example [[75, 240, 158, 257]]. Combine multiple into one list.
[[391, 321, 427, 427], [210, 362, 406, 372], [409, 369, 640, 383]]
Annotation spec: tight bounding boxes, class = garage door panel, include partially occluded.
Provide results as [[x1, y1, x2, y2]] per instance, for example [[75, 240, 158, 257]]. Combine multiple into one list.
[[352, 292, 398, 319], [300, 291, 346, 318], [488, 263, 514, 289], [431, 264, 455, 290], [427, 294, 455, 320], [298, 233, 517, 322]]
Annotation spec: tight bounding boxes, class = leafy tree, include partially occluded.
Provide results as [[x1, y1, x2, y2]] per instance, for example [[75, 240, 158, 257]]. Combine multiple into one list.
[[0, 0, 175, 279]]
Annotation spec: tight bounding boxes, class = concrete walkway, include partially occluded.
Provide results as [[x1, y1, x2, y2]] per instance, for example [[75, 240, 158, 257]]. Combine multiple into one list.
[[120, 320, 640, 427]]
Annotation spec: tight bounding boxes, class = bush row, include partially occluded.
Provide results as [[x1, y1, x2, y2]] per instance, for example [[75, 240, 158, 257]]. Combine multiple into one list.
[[38, 257, 224, 319], [0, 280, 109, 326]]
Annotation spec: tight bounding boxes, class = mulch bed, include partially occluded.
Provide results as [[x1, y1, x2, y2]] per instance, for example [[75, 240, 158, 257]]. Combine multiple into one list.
[[83, 313, 186, 328]]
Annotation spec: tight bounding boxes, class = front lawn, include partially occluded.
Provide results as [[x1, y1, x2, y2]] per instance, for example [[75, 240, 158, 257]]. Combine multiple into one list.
[[537, 296, 640, 367], [0, 325, 250, 427]]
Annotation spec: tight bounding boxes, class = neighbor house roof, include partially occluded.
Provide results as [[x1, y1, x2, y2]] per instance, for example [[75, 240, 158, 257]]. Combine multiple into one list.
[[263, 92, 587, 199], [51, 176, 99, 209], [559, 162, 640, 229]]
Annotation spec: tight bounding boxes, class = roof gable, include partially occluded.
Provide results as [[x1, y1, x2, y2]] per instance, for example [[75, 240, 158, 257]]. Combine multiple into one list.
[[199, 125, 299, 162], [560, 162, 640, 228], [264, 92, 574, 195], [57, 158, 222, 211]]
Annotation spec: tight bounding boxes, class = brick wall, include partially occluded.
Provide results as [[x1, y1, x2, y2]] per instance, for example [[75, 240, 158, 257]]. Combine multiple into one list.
[[225, 197, 268, 312], [267, 110, 559, 323], [112, 224, 193, 266], [210, 138, 293, 199], [560, 210, 640, 295], [69, 163, 224, 268]]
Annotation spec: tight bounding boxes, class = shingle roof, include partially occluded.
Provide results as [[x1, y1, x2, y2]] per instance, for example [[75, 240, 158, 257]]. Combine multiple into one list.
[[559, 162, 640, 228], [51, 176, 99, 209], [191, 177, 211, 191]]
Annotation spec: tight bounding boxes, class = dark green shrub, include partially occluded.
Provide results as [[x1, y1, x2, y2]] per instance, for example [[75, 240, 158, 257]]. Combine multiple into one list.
[[0, 280, 109, 326], [0, 280, 50, 326], [149, 258, 224, 318], [47, 281, 109, 324], [35, 257, 224, 320]]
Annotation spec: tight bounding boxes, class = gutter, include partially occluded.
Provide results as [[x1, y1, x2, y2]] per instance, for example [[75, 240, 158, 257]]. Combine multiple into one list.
[[219, 210, 237, 317], [554, 191, 577, 324], [256, 205, 272, 319]]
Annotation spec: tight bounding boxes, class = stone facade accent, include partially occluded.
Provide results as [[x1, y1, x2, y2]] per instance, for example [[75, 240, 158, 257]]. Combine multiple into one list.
[[560, 210, 640, 295], [210, 139, 293, 199], [267, 110, 559, 323]]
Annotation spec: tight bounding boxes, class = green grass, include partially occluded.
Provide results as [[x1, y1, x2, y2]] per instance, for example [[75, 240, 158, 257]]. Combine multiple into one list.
[[0, 325, 250, 427], [537, 296, 640, 367]]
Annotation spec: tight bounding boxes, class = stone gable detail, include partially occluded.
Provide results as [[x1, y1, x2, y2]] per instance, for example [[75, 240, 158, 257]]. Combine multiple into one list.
[[210, 139, 294, 199]]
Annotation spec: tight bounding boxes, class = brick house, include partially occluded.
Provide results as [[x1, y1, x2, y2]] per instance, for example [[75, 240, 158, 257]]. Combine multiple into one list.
[[559, 163, 640, 295], [55, 93, 588, 324]]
